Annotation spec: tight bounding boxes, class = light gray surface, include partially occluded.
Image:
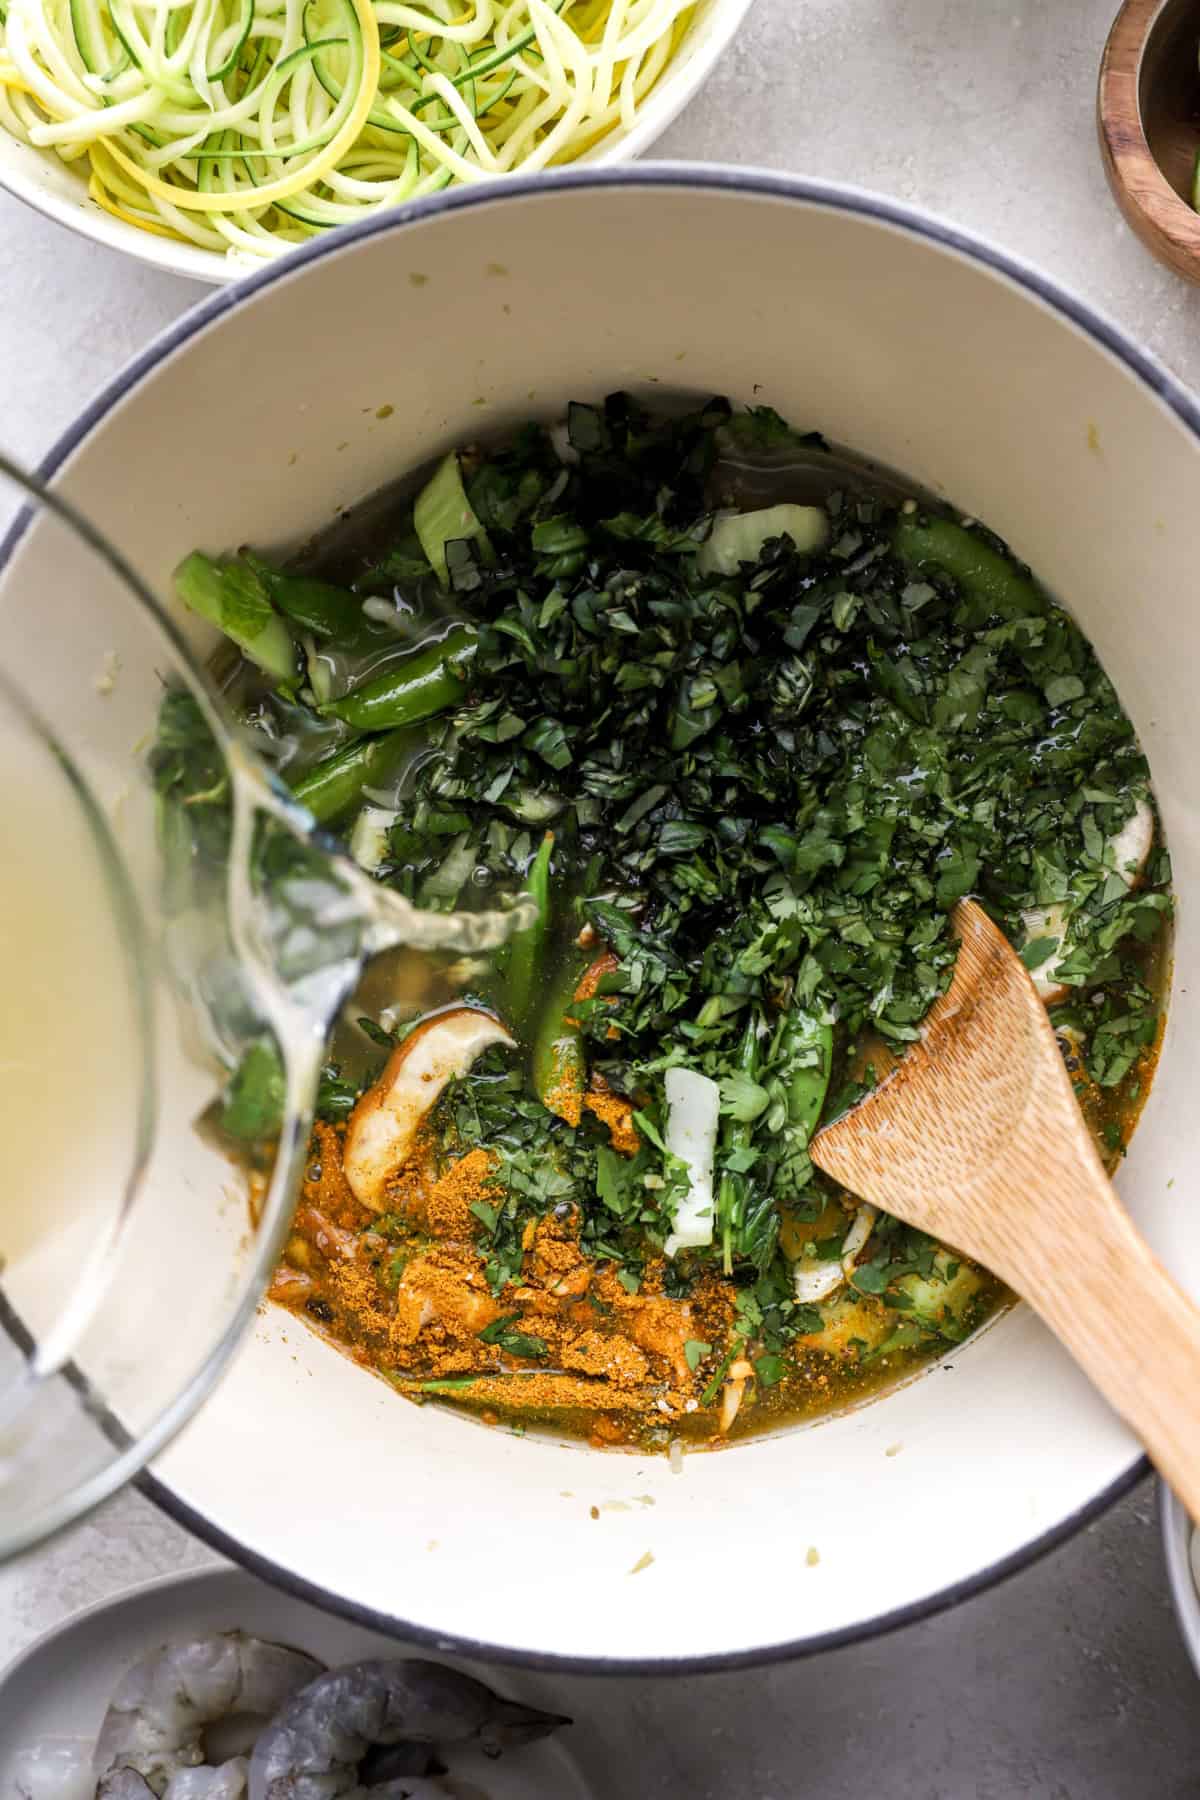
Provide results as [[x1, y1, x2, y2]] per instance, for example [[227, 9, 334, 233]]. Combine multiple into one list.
[[3, 0, 1200, 1793]]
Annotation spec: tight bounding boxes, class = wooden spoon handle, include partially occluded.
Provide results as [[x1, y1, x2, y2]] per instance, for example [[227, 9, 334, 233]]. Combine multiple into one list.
[[1011, 1161, 1200, 1517]]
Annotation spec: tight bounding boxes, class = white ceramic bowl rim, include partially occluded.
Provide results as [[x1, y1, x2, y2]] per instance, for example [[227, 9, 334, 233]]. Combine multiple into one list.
[[10, 164, 1200, 1672]]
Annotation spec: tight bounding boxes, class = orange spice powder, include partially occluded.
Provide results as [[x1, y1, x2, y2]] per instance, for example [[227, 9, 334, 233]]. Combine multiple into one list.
[[423, 1147, 500, 1240], [583, 1085, 639, 1155]]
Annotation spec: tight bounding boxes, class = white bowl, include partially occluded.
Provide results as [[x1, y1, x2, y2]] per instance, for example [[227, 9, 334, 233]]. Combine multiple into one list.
[[14, 168, 1200, 1669], [0, 0, 753, 286], [0, 1568, 590, 1797]]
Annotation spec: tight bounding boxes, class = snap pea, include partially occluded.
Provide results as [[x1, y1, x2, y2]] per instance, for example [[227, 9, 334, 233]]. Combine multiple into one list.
[[718, 1012, 760, 1274], [532, 950, 589, 1125], [319, 625, 478, 730], [288, 726, 419, 825], [246, 552, 371, 642], [893, 515, 1044, 620], [505, 832, 553, 1034]]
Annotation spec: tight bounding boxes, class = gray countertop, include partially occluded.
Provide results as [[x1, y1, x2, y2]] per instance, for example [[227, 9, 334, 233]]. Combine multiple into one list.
[[4, 1, 1200, 1793]]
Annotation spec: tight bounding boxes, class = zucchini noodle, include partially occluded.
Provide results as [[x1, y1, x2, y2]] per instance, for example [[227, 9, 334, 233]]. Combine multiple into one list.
[[0, 0, 700, 262]]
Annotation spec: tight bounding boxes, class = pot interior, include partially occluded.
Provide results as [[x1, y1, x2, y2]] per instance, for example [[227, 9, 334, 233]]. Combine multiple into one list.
[[28, 175, 1200, 1663]]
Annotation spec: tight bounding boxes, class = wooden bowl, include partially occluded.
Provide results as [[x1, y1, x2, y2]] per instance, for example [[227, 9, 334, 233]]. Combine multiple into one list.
[[1099, 0, 1200, 283]]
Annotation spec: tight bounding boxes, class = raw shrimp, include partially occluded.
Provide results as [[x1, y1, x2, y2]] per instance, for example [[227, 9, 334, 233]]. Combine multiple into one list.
[[92, 1634, 323, 1800], [247, 1660, 568, 1800], [104, 1773, 250, 1800], [93, 1775, 155, 1800], [97, 1755, 452, 1800], [12, 1740, 95, 1800], [162, 1765, 251, 1800]]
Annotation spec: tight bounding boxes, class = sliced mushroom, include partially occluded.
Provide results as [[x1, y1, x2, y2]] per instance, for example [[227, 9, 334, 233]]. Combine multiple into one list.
[[343, 1006, 515, 1210], [1022, 900, 1073, 1006], [1108, 797, 1155, 884], [792, 1202, 878, 1305]]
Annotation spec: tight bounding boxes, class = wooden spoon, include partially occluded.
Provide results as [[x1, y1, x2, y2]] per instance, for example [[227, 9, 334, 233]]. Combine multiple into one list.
[[812, 898, 1200, 1513]]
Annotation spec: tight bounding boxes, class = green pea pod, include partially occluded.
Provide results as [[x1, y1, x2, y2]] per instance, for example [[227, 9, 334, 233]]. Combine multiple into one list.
[[718, 1012, 760, 1273], [320, 625, 478, 730], [289, 726, 420, 825], [245, 553, 368, 641], [893, 516, 1044, 621], [505, 832, 553, 1033], [532, 951, 589, 1125]]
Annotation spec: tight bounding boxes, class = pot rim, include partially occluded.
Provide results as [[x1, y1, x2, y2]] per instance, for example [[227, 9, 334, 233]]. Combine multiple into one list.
[[19, 161, 1200, 1674]]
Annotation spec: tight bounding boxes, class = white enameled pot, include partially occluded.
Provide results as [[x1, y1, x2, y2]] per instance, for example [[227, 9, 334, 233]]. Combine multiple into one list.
[[15, 169, 1200, 1669]]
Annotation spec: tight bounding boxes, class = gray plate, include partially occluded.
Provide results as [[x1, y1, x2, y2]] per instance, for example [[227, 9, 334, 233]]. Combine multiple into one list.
[[0, 1568, 591, 1799]]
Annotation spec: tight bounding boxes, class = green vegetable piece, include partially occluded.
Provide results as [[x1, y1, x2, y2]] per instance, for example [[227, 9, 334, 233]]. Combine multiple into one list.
[[320, 625, 478, 730], [782, 1009, 834, 1142], [288, 726, 420, 825], [893, 516, 1044, 620], [174, 552, 297, 685], [505, 832, 553, 1032], [718, 1013, 760, 1273], [700, 1342, 740, 1407], [245, 553, 367, 640], [69, 0, 107, 70], [698, 504, 828, 577], [479, 1313, 549, 1360], [414, 452, 491, 586], [221, 1038, 286, 1141], [532, 950, 589, 1124], [316, 1062, 359, 1121], [754, 1352, 786, 1388]]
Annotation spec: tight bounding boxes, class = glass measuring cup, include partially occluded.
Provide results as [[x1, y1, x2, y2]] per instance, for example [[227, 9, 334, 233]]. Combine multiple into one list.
[[0, 455, 530, 1560]]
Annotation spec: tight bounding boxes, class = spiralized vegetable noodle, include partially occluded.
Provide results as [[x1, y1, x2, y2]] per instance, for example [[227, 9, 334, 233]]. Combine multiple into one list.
[[0, 0, 699, 260]]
